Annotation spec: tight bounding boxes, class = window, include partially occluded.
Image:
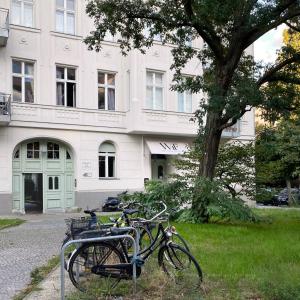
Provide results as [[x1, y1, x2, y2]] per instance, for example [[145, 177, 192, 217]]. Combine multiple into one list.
[[47, 142, 60, 159], [11, 0, 33, 27], [104, 31, 116, 42], [27, 142, 39, 159], [66, 151, 71, 159], [178, 90, 192, 113], [56, 66, 76, 107], [56, 0, 75, 35], [48, 176, 59, 190], [144, 27, 162, 42], [14, 149, 20, 159], [12, 60, 34, 103], [98, 72, 116, 110], [146, 71, 163, 110], [158, 165, 164, 180], [99, 142, 116, 178]]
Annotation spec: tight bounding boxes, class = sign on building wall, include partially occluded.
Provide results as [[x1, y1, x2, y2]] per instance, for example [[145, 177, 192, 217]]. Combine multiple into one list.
[[146, 140, 191, 155]]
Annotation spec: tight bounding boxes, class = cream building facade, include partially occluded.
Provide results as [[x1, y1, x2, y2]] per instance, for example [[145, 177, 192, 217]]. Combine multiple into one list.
[[0, 0, 255, 214]]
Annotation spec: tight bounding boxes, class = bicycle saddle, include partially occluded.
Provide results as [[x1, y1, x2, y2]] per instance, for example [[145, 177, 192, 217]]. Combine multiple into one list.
[[83, 208, 98, 214], [123, 208, 139, 215]]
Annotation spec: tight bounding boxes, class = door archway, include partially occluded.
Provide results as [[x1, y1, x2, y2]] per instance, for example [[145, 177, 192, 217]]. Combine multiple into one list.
[[12, 139, 74, 213]]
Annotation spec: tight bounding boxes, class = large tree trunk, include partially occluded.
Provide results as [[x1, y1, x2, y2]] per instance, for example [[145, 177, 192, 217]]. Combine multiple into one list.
[[192, 111, 223, 222], [198, 112, 223, 179]]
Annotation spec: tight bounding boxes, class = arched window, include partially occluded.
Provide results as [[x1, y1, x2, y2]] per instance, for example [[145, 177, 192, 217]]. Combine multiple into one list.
[[99, 142, 116, 178], [66, 150, 71, 160], [14, 148, 20, 159]]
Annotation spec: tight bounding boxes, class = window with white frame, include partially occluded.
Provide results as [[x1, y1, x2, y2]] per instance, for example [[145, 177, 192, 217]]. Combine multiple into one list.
[[27, 142, 39, 159], [11, 0, 33, 27], [99, 142, 116, 178], [56, 66, 76, 107], [98, 72, 116, 110], [55, 0, 75, 35], [47, 142, 60, 159], [146, 71, 163, 110], [12, 60, 34, 103], [178, 90, 192, 113]]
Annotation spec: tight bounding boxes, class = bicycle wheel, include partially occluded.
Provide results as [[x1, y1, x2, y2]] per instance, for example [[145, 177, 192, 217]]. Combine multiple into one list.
[[170, 232, 190, 252], [68, 241, 126, 292], [158, 242, 202, 289], [123, 225, 153, 254]]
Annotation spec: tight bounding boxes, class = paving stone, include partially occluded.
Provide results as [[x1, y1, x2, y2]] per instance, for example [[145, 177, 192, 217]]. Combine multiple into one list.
[[0, 213, 80, 300]]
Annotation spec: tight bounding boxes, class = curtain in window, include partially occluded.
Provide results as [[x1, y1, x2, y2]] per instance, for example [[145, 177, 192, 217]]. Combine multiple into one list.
[[178, 92, 184, 112], [24, 3, 33, 27], [25, 78, 34, 103], [13, 77, 22, 102], [107, 88, 115, 110], [56, 82, 64, 105], [66, 13, 75, 34], [11, 0, 21, 25], [155, 87, 163, 110], [186, 92, 192, 113], [56, 10, 64, 32]]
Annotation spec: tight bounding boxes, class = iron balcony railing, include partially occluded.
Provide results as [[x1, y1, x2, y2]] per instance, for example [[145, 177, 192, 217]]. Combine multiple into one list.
[[0, 8, 9, 47], [0, 93, 11, 116]]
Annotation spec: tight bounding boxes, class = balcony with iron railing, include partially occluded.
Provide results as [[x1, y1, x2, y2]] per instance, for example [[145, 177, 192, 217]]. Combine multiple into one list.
[[0, 8, 9, 47], [0, 93, 11, 125]]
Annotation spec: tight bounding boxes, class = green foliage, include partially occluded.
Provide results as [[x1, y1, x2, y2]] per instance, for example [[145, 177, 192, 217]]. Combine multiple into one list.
[[256, 118, 300, 187], [255, 187, 278, 205], [85, 0, 300, 219], [173, 140, 255, 199], [123, 178, 258, 223]]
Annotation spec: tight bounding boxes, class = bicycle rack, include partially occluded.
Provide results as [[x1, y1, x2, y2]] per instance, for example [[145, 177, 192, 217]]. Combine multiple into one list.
[[60, 227, 140, 300]]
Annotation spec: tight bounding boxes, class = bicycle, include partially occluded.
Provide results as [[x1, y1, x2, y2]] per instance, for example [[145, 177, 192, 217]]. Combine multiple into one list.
[[67, 202, 203, 293]]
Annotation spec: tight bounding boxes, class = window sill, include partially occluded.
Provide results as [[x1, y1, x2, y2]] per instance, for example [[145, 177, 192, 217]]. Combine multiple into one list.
[[98, 177, 120, 180], [51, 31, 83, 40], [10, 24, 41, 33]]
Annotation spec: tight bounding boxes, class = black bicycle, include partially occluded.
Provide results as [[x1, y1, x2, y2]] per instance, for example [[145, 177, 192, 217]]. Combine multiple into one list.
[[67, 202, 202, 293]]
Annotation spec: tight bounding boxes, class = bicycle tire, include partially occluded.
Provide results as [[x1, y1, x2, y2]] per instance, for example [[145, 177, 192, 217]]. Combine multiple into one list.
[[68, 241, 126, 292], [171, 232, 190, 252], [158, 242, 203, 289]]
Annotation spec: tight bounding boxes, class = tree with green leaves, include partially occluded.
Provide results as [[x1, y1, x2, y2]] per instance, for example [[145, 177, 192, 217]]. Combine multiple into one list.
[[173, 141, 255, 200], [256, 119, 300, 205], [85, 0, 300, 220]]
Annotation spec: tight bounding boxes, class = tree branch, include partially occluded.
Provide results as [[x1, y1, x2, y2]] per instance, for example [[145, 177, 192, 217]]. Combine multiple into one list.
[[285, 20, 300, 32], [183, 0, 224, 62], [243, 1, 300, 49], [257, 53, 300, 86]]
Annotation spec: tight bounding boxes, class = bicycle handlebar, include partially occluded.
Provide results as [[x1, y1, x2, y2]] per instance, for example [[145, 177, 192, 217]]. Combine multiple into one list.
[[149, 202, 167, 221]]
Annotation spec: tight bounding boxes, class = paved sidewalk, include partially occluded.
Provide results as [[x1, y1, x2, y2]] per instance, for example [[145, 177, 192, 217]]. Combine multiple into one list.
[[24, 266, 75, 300], [0, 213, 78, 300]]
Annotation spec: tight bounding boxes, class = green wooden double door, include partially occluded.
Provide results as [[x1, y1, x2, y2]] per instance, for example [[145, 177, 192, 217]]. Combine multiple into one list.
[[12, 140, 74, 213]]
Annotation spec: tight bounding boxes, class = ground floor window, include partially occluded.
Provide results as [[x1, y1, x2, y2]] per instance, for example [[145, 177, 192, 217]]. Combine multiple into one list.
[[99, 142, 116, 178]]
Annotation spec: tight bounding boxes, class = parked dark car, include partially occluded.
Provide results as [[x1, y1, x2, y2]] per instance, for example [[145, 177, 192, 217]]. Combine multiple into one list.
[[102, 190, 128, 212], [257, 187, 300, 206], [276, 188, 300, 205]]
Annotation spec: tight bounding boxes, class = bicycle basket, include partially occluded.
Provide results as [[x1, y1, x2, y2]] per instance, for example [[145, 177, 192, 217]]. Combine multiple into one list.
[[65, 217, 91, 237]]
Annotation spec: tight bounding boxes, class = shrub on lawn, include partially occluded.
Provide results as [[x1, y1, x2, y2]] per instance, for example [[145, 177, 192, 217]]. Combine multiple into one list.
[[122, 180, 258, 223]]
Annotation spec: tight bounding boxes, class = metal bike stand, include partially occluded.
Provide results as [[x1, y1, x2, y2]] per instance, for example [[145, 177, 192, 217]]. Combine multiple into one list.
[[60, 227, 140, 300]]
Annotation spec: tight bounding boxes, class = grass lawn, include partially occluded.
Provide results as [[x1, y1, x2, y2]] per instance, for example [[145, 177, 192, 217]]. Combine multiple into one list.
[[67, 209, 300, 300], [0, 218, 24, 230]]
